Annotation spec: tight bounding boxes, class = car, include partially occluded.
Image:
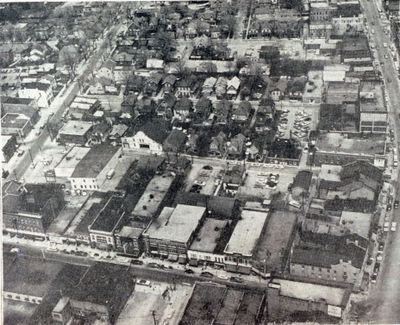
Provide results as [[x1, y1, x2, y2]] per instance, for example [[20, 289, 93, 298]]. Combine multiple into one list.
[[373, 262, 381, 275], [384, 221, 390, 232], [148, 262, 161, 269], [366, 256, 374, 265], [391, 222, 397, 231], [136, 279, 151, 286], [10, 247, 20, 254], [387, 204, 392, 212], [93, 253, 100, 257], [200, 271, 214, 278], [75, 251, 88, 257], [39, 124, 45, 130], [378, 242, 385, 253], [17, 149, 25, 157], [184, 269, 195, 274], [194, 180, 206, 186], [370, 274, 377, 283], [230, 276, 243, 283], [376, 253, 383, 262], [217, 274, 229, 280], [385, 54, 389, 59], [131, 259, 144, 265], [394, 200, 399, 209], [383, 43, 388, 48]]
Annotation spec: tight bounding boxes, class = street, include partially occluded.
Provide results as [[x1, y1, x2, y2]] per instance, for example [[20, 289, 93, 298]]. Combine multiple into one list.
[[359, 0, 400, 322]]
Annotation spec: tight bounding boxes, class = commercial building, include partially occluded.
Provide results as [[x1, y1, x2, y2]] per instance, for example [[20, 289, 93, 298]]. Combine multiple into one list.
[[58, 120, 94, 145], [1, 113, 33, 139], [68, 144, 121, 191], [1, 134, 17, 163], [69, 96, 101, 117], [359, 82, 387, 134], [18, 81, 54, 108], [88, 195, 126, 249], [2, 181, 65, 238], [268, 279, 351, 321], [131, 171, 176, 221], [224, 209, 269, 274], [143, 204, 207, 259], [1, 96, 39, 124]]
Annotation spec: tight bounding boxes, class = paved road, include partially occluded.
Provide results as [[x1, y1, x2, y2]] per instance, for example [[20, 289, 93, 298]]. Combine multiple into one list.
[[360, 0, 400, 322]]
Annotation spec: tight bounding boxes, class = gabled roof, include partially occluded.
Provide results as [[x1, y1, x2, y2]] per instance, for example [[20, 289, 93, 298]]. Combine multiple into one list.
[[163, 129, 187, 151], [227, 76, 241, 90], [293, 170, 313, 190], [162, 74, 177, 86], [195, 97, 213, 112], [134, 118, 170, 144], [174, 97, 193, 112], [340, 160, 383, 184], [202, 76, 217, 88]]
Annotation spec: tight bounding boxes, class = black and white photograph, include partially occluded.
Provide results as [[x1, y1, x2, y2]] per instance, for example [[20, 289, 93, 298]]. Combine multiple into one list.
[[1, 0, 400, 323]]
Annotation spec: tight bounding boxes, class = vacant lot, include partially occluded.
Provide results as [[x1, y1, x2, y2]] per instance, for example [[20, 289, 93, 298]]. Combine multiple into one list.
[[185, 163, 224, 196]]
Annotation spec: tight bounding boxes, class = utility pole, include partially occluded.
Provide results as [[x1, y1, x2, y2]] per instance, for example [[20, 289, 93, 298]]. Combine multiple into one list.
[[151, 310, 157, 325]]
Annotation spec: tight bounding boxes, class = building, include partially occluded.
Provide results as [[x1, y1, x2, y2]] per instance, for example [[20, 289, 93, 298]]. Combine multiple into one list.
[[180, 282, 266, 325], [69, 96, 100, 117], [224, 209, 269, 274], [131, 172, 177, 221], [89, 195, 126, 249], [143, 204, 207, 259], [58, 120, 94, 145], [1, 113, 32, 139], [121, 119, 169, 154], [58, 263, 134, 324], [1, 96, 39, 124], [268, 279, 351, 321], [18, 81, 54, 108], [114, 224, 146, 257], [222, 165, 247, 194], [325, 81, 359, 105], [187, 218, 230, 266], [2, 181, 65, 238], [1, 134, 17, 163], [359, 82, 387, 133], [69, 145, 121, 191], [340, 36, 371, 65], [310, 3, 337, 22]]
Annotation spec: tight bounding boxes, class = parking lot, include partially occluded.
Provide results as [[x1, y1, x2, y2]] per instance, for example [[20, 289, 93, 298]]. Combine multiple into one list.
[[117, 281, 192, 325], [276, 101, 319, 141], [185, 163, 224, 196]]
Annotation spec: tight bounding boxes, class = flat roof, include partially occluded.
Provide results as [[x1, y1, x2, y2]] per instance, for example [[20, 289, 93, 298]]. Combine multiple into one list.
[[316, 133, 385, 156], [319, 164, 343, 182], [340, 211, 372, 238], [4, 257, 63, 297], [144, 204, 206, 243], [90, 196, 125, 233], [189, 218, 229, 253], [59, 120, 93, 136], [132, 172, 176, 219], [271, 279, 347, 307], [360, 82, 386, 113], [70, 144, 120, 178], [1, 113, 30, 129], [224, 209, 268, 257], [73, 96, 98, 105], [47, 206, 80, 235]]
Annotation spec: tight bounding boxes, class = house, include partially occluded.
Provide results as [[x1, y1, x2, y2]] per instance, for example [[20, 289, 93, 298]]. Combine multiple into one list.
[[240, 77, 267, 100], [2, 182, 65, 239], [259, 45, 280, 63], [18, 81, 54, 108], [58, 120, 93, 145], [122, 119, 169, 154], [146, 58, 165, 69], [162, 74, 177, 94], [255, 98, 276, 131], [125, 75, 145, 94], [143, 205, 207, 258], [1, 113, 33, 139], [202, 76, 217, 96], [209, 131, 227, 157], [156, 93, 176, 119], [121, 94, 137, 115], [175, 76, 198, 98], [226, 76, 241, 100], [287, 77, 307, 100], [214, 100, 232, 125], [194, 97, 213, 121], [69, 145, 121, 191], [215, 76, 228, 99], [269, 78, 288, 101], [97, 59, 116, 80], [90, 121, 111, 145], [144, 72, 163, 96], [232, 101, 252, 123], [135, 97, 156, 116], [226, 133, 246, 160], [109, 124, 128, 141], [174, 97, 193, 120], [163, 129, 187, 153]]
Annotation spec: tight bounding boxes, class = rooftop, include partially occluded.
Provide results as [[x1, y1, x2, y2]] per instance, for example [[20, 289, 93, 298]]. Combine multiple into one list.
[[70, 144, 120, 178], [360, 82, 386, 113], [315, 133, 385, 156], [131, 172, 176, 220], [224, 209, 268, 257], [1, 113, 30, 129], [270, 279, 348, 307], [1, 96, 35, 105], [90, 195, 126, 233], [319, 164, 343, 182], [59, 120, 93, 136], [189, 218, 229, 253], [340, 211, 372, 238], [54, 147, 91, 176], [144, 204, 206, 243]]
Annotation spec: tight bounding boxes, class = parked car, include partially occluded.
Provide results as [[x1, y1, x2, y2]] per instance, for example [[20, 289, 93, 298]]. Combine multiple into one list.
[[230, 276, 243, 283], [394, 200, 399, 209], [17, 149, 25, 157], [384, 221, 390, 232], [391, 222, 397, 231], [10, 247, 20, 254], [136, 279, 151, 286], [373, 262, 381, 275], [378, 242, 385, 253], [376, 253, 383, 262], [131, 259, 144, 265], [184, 269, 195, 274], [147, 262, 161, 269], [200, 271, 214, 278], [370, 274, 377, 283]]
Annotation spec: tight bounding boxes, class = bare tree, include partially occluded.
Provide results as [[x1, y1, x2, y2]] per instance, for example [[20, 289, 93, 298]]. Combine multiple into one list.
[[58, 45, 80, 79]]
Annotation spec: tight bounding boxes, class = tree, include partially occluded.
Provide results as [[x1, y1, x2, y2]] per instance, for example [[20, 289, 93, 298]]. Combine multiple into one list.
[[221, 15, 237, 38], [154, 31, 176, 61], [199, 62, 217, 74], [58, 45, 80, 79], [174, 59, 191, 78]]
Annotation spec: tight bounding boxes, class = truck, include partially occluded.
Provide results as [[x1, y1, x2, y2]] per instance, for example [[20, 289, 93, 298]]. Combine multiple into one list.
[[394, 154, 398, 167], [106, 169, 115, 180]]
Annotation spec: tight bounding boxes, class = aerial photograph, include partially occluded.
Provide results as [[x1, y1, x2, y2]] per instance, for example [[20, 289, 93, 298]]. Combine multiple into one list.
[[1, 0, 400, 324]]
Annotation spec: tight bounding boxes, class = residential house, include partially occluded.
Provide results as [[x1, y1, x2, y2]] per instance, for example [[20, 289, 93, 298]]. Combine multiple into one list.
[[222, 165, 247, 194], [194, 97, 213, 122], [122, 119, 170, 154], [240, 77, 267, 100], [121, 94, 137, 115], [226, 133, 246, 160], [287, 77, 307, 100], [163, 129, 187, 153], [109, 124, 128, 141], [162, 74, 177, 94], [125, 75, 145, 94], [226, 76, 241, 99], [174, 97, 193, 121], [232, 101, 252, 124], [146, 58, 165, 70], [215, 76, 228, 99], [97, 59, 116, 81], [269, 78, 288, 101], [214, 100, 232, 125], [209, 131, 227, 157], [156, 93, 176, 119], [90, 121, 111, 145], [135, 97, 156, 116], [202, 76, 217, 97], [175, 76, 197, 98], [255, 98, 276, 131], [144, 72, 163, 96]]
